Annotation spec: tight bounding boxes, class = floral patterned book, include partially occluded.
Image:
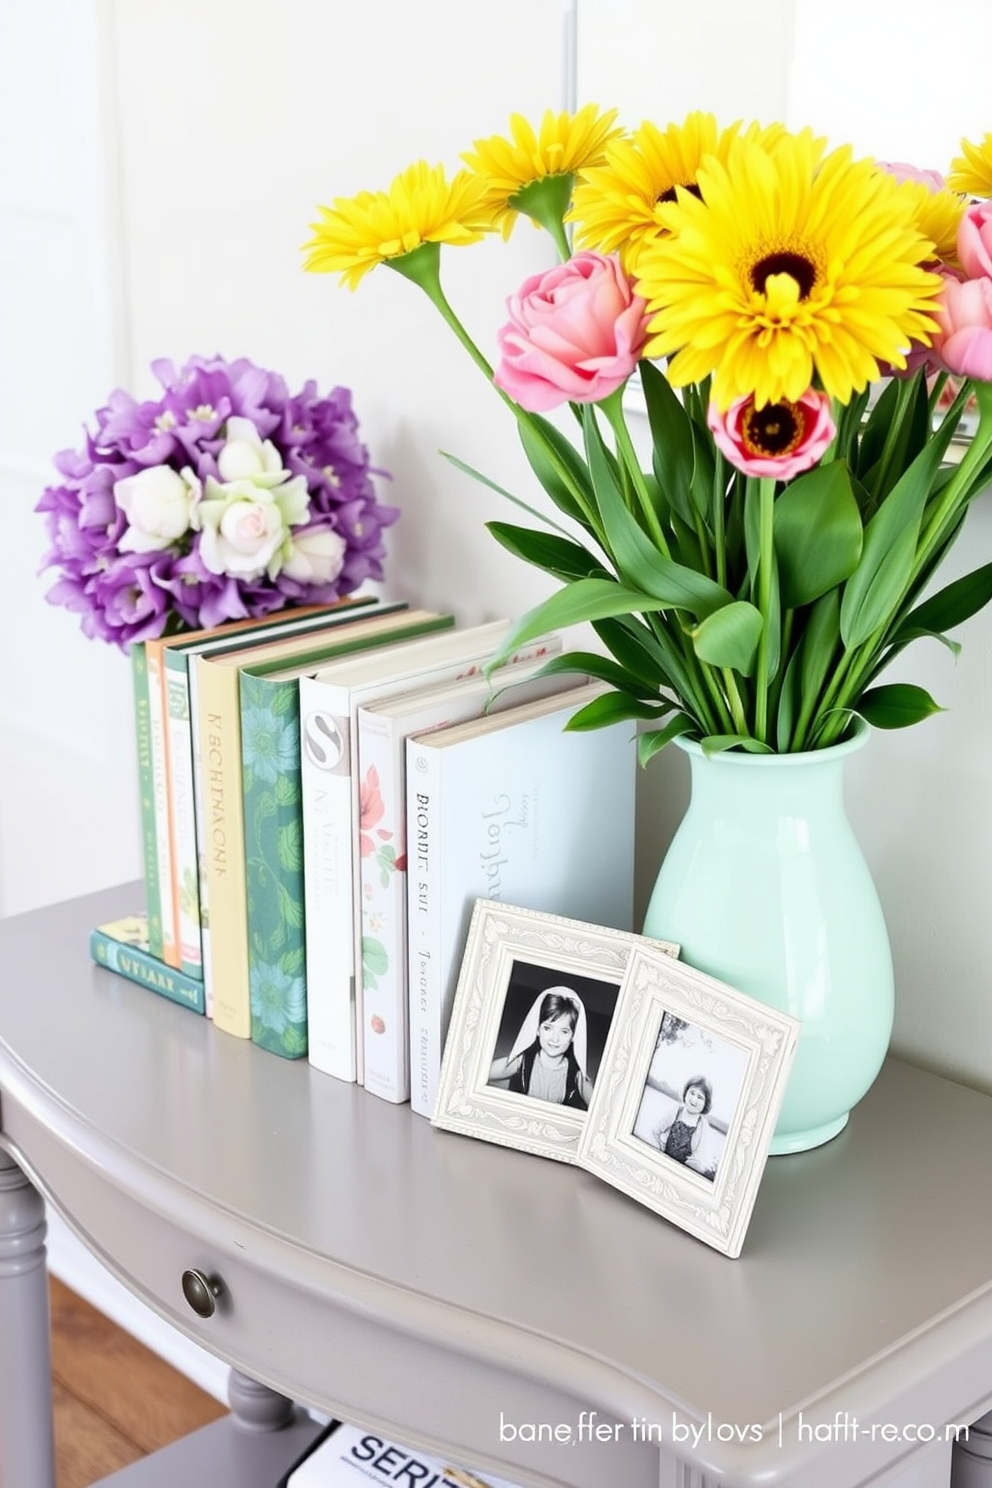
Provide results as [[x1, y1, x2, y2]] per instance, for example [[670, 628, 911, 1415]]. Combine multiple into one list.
[[299, 621, 538, 1085], [194, 603, 409, 1040], [241, 611, 453, 1059], [356, 649, 568, 1104]]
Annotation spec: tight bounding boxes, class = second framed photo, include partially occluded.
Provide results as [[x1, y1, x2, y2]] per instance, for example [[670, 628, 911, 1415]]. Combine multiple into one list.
[[576, 946, 800, 1257], [431, 900, 679, 1163]]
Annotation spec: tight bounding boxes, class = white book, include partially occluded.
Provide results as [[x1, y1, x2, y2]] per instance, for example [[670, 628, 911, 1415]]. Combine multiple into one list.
[[301, 620, 544, 1085], [356, 648, 569, 1104], [405, 682, 637, 1118], [281, 1421, 522, 1488]]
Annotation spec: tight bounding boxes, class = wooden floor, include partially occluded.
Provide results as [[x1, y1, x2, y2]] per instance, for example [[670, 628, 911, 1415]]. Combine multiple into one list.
[[50, 1277, 227, 1488]]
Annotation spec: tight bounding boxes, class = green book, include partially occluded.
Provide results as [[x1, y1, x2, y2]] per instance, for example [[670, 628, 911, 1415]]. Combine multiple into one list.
[[130, 645, 163, 958], [241, 610, 455, 1058], [90, 913, 205, 1014]]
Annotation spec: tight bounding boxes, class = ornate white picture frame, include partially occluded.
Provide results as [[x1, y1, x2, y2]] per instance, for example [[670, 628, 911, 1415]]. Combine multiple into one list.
[[576, 947, 800, 1258], [431, 900, 679, 1163]]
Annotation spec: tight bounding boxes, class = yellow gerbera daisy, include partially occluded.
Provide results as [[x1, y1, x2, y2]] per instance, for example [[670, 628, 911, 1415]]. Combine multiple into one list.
[[898, 179, 967, 266], [636, 132, 944, 410], [302, 162, 492, 289], [568, 112, 735, 270], [462, 104, 621, 240], [948, 132, 992, 197]]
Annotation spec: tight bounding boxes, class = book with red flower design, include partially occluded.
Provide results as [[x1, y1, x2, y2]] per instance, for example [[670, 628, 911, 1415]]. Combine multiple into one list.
[[300, 621, 548, 1086], [356, 650, 569, 1104]]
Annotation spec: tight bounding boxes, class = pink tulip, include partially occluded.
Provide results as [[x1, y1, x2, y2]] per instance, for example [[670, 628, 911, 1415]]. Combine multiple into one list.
[[931, 274, 992, 380], [494, 252, 648, 412], [707, 388, 836, 480], [958, 201, 992, 280]]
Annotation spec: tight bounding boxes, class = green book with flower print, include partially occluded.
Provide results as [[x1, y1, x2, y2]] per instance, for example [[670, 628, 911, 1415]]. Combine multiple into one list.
[[241, 610, 453, 1058]]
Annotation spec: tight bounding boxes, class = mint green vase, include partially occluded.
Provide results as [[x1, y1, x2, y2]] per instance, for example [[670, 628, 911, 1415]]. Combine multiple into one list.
[[642, 722, 893, 1155]]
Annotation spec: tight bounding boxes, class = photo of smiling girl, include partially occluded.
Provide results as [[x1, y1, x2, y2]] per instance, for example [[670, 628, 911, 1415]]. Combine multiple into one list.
[[488, 986, 593, 1109]]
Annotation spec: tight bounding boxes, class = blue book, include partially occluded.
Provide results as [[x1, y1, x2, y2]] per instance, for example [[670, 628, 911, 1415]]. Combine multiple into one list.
[[89, 913, 205, 1014]]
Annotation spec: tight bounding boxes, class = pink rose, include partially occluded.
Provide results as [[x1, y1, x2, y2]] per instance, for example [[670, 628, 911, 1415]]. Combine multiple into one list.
[[931, 273, 992, 380], [958, 201, 992, 280], [707, 388, 836, 480], [493, 251, 648, 412]]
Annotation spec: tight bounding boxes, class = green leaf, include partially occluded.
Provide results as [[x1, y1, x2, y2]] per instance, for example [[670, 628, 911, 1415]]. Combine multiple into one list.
[[518, 414, 596, 527], [362, 937, 389, 976], [442, 450, 575, 537], [581, 406, 732, 618], [855, 684, 944, 728], [486, 521, 609, 583], [689, 418, 717, 524], [275, 772, 298, 806], [640, 359, 695, 525], [690, 601, 763, 675], [594, 615, 688, 695], [892, 561, 992, 644], [774, 462, 863, 609], [278, 820, 304, 875], [564, 690, 674, 730], [523, 648, 661, 698], [699, 733, 775, 756], [775, 590, 842, 750], [637, 712, 698, 766], [840, 417, 957, 650], [489, 577, 703, 670]]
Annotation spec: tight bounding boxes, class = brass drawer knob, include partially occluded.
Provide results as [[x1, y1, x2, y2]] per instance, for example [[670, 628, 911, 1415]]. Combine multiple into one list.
[[181, 1268, 223, 1318]]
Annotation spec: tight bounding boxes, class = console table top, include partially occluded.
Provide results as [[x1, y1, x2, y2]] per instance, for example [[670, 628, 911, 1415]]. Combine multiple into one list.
[[1, 883, 990, 1488]]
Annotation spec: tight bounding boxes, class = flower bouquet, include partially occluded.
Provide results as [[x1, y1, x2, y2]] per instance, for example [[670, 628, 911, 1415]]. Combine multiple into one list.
[[302, 107, 992, 758], [37, 354, 397, 650]]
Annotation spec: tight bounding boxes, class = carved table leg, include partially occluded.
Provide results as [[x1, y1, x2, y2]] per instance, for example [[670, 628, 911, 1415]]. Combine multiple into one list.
[[952, 1410, 992, 1486], [228, 1368, 297, 1432], [0, 1149, 55, 1488]]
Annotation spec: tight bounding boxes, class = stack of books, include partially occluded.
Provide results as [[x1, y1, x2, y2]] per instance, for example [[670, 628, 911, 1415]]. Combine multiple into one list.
[[92, 596, 638, 1113]]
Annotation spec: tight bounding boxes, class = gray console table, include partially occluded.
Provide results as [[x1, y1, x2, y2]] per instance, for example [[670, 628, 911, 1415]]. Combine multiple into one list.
[[2, 885, 992, 1488]]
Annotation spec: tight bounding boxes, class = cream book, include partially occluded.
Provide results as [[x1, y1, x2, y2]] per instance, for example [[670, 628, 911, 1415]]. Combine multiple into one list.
[[193, 601, 412, 1038], [405, 681, 637, 1117], [355, 649, 572, 1103], [300, 620, 549, 1085]]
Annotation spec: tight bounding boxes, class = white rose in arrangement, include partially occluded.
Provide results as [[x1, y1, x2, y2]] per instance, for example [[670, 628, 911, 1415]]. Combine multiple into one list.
[[281, 524, 347, 584], [216, 416, 294, 487], [115, 464, 201, 552], [195, 473, 311, 579]]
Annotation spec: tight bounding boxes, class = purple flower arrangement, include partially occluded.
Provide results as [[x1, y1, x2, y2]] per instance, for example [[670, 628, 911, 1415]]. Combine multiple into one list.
[[36, 354, 398, 649]]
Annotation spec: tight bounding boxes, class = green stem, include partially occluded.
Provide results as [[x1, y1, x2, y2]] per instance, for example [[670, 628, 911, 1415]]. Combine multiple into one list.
[[712, 453, 728, 590], [600, 392, 673, 559], [917, 380, 992, 567], [721, 668, 748, 734], [388, 240, 605, 542], [753, 476, 776, 745]]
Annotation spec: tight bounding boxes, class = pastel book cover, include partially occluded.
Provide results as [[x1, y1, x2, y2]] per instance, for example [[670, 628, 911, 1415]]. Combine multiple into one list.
[[241, 609, 454, 1059], [299, 619, 548, 1088], [159, 600, 375, 1004], [404, 681, 637, 1118], [161, 599, 374, 984], [89, 913, 205, 1015], [195, 601, 410, 1040], [356, 645, 574, 1104]]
